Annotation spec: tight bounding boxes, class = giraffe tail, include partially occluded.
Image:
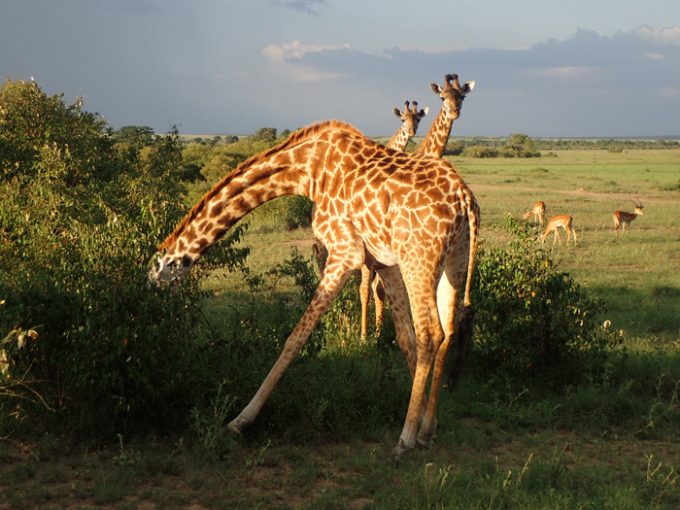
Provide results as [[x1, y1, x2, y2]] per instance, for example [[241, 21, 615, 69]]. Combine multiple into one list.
[[445, 200, 479, 391]]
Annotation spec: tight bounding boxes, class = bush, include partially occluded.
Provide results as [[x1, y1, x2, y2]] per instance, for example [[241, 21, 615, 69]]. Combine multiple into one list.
[[470, 216, 619, 388], [0, 80, 249, 438], [462, 145, 500, 158]]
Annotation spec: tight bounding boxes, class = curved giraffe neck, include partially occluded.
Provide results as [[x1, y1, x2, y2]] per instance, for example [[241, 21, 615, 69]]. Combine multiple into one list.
[[160, 120, 361, 256], [415, 108, 455, 158]]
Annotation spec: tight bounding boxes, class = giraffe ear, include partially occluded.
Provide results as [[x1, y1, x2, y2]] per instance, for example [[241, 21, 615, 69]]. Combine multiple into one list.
[[429, 83, 442, 95], [393, 107, 402, 118], [419, 107, 429, 118], [464, 80, 476, 93]]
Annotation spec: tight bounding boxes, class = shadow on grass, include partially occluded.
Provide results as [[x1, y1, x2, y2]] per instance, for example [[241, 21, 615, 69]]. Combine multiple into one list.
[[589, 285, 680, 340]]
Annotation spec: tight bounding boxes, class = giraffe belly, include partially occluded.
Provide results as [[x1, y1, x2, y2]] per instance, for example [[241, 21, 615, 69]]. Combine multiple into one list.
[[363, 238, 398, 268]]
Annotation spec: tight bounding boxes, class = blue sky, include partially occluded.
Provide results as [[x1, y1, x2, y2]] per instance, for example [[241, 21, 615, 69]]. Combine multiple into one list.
[[2, 0, 679, 137]]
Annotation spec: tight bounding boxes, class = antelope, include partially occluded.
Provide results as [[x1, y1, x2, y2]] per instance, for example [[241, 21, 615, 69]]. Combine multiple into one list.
[[540, 214, 577, 245], [613, 202, 644, 237], [523, 200, 546, 226]]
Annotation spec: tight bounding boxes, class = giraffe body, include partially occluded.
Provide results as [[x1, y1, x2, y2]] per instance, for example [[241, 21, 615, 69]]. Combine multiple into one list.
[[150, 120, 479, 456], [359, 100, 428, 340]]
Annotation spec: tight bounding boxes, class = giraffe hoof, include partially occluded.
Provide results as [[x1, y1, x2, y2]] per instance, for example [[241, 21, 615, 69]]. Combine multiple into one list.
[[392, 439, 412, 459], [416, 434, 433, 449], [227, 418, 244, 435]]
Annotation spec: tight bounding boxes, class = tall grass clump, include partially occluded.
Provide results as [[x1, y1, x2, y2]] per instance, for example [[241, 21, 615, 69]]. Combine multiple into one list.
[[0, 80, 248, 438]]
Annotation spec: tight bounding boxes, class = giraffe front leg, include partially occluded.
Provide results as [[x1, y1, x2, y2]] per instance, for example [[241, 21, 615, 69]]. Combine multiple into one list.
[[228, 256, 356, 434]]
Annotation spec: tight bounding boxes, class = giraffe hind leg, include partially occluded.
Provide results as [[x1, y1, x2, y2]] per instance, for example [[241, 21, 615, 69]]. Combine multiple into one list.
[[394, 273, 443, 457], [359, 265, 372, 340], [377, 266, 416, 378], [418, 248, 470, 447], [372, 275, 385, 334]]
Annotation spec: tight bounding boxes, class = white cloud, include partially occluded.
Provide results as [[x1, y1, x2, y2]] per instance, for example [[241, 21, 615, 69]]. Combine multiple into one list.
[[273, 0, 327, 16], [528, 66, 598, 78], [646, 52, 665, 60], [658, 86, 680, 97], [261, 40, 348, 81], [633, 25, 680, 46]]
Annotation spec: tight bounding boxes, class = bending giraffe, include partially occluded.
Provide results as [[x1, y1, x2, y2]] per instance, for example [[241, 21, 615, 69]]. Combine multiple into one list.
[[149, 120, 480, 456], [358, 100, 428, 340]]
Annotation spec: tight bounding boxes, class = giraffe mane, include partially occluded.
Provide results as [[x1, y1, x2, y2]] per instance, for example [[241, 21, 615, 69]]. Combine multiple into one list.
[[158, 120, 364, 251]]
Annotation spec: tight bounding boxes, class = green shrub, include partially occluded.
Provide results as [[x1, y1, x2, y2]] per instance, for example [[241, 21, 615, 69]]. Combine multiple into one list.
[[0, 80, 248, 437], [470, 216, 619, 388]]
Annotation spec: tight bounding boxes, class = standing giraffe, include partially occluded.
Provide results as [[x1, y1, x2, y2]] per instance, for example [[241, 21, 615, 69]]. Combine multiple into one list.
[[386, 100, 429, 150], [414, 73, 476, 390], [149, 120, 479, 456], [416, 74, 475, 159], [358, 100, 428, 340]]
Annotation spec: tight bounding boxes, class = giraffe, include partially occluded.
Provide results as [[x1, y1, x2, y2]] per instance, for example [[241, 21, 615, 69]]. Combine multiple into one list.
[[413, 73, 476, 390], [358, 100, 428, 340], [361, 74, 476, 342], [416, 74, 475, 159], [386, 100, 429, 151], [149, 120, 479, 456]]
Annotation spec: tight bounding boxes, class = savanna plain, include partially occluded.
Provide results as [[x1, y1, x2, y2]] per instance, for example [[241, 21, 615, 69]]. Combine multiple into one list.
[[2, 147, 680, 509]]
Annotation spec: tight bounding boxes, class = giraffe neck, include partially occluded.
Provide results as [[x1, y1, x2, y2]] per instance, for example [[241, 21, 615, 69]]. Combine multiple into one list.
[[415, 108, 455, 158], [160, 121, 362, 259], [386, 125, 410, 151]]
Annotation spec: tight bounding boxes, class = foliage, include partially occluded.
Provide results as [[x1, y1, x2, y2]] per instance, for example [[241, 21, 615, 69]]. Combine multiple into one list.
[[470, 216, 620, 388], [0, 80, 249, 437], [249, 127, 278, 145], [460, 134, 541, 158], [446, 135, 680, 152]]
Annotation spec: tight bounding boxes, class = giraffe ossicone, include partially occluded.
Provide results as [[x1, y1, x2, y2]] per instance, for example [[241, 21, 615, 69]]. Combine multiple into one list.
[[150, 107, 479, 457]]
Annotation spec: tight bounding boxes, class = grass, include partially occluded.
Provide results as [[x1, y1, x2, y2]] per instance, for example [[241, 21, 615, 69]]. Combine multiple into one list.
[[452, 149, 680, 342], [1, 148, 679, 509]]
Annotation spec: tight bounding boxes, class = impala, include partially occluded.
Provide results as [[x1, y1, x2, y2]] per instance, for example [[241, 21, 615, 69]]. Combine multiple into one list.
[[540, 214, 577, 245], [523, 200, 546, 226], [613, 202, 644, 237]]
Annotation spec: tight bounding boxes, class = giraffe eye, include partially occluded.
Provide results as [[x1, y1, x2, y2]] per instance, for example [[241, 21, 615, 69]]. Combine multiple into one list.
[[181, 255, 192, 268]]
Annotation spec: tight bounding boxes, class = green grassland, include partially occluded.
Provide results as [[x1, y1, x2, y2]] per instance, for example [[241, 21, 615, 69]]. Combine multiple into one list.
[[2, 148, 680, 509], [454, 149, 680, 343], [205, 148, 680, 343]]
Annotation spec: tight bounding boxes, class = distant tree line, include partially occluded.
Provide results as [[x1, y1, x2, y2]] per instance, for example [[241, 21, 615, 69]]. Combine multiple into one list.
[[441, 134, 680, 157]]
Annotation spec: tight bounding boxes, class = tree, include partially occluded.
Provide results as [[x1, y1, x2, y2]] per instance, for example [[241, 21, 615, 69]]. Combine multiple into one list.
[[250, 127, 277, 145], [114, 125, 154, 146], [504, 133, 538, 157], [0, 79, 115, 184]]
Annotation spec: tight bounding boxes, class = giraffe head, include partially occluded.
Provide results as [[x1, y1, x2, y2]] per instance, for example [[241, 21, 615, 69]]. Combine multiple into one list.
[[148, 248, 196, 286], [393, 100, 429, 138], [429, 74, 475, 120]]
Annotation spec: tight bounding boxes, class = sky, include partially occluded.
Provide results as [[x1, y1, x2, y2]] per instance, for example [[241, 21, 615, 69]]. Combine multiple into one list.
[[1, 0, 680, 137]]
